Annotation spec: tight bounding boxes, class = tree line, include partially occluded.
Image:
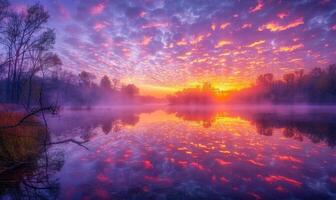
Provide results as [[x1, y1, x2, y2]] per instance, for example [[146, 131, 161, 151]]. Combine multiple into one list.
[[167, 82, 225, 105], [228, 64, 336, 104], [54, 70, 148, 108], [168, 64, 336, 105]]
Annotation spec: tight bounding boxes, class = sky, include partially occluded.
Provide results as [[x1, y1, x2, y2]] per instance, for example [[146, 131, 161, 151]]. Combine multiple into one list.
[[10, 0, 336, 97]]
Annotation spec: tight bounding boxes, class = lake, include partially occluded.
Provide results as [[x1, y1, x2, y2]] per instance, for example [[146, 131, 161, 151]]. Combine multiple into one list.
[[1, 105, 336, 199]]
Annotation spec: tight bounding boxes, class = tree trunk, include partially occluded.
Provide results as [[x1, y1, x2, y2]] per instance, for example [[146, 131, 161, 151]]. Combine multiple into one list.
[[27, 74, 34, 108]]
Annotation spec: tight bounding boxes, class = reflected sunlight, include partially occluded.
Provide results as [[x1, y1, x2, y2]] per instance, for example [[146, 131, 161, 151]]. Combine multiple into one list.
[[44, 107, 336, 199]]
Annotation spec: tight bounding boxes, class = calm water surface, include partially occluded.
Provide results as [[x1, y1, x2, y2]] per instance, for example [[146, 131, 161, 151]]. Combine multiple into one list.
[[3, 106, 336, 199]]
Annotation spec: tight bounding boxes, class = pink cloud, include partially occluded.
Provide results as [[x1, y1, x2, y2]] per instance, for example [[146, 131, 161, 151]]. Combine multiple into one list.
[[140, 36, 152, 46], [242, 23, 252, 29], [57, 4, 70, 19], [331, 24, 336, 31], [10, 4, 27, 14], [277, 12, 289, 19], [93, 22, 107, 32], [220, 23, 230, 30], [90, 2, 106, 16], [249, 0, 264, 13]]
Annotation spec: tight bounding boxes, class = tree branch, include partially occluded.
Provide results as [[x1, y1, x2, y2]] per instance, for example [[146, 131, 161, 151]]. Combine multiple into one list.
[[0, 106, 58, 129], [48, 139, 89, 150]]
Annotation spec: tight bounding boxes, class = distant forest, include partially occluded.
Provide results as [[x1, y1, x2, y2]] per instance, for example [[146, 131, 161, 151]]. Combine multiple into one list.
[[168, 64, 336, 105], [0, 1, 157, 109]]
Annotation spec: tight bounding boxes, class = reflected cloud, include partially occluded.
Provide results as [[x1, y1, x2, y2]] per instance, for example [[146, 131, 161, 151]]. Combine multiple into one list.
[[27, 106, 336, 199]]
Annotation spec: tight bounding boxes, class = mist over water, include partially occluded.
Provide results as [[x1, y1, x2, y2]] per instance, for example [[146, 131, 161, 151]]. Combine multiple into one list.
[[38, 105, 336, 199]]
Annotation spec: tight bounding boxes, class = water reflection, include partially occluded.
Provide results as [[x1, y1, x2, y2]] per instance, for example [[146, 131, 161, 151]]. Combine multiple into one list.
[[169, 106, 336, 148], [47, 106, 157, 142], [44, 106, 336, 199], [167, 107, 217, 128], [250, 112, 336, 147], [3, 106, 336, 199]]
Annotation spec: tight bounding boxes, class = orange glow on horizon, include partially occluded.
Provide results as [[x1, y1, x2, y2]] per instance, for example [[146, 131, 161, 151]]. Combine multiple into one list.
[[136, 79, 253, 98]]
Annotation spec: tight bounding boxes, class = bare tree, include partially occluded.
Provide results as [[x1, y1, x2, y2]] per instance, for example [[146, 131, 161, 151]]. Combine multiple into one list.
[[0, 3, 59, 106]]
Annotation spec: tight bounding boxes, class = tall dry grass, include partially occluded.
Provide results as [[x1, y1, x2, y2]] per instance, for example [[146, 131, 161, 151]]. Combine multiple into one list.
[[0, 111, 46, 172]]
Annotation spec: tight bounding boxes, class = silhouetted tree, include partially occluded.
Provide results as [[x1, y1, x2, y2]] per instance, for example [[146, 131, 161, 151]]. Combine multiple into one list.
[[100, 75, 111, 90], [257, 73, 273, 86], [227, 64, 336, 104], [110, 78, 119, 90], [121, 84, 139, 98], [78, 71, 96, 87], [168, 82, 219, 105], [0, 2, 61, 108], [283, 73, 295, 86]]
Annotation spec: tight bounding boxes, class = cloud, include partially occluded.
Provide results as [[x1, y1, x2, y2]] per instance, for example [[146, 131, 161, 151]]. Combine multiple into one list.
[[220, 23, 230, 30], [93, 22, 108, 32], [258, 18, 304, 32], [139, 36, 152, 46], [64, 24, 83, 35], [249, 0, 264, 13], [215, 40, 232, 48], [90, 2, 106, 16], [277, 12, 289, 19], [141, 22, 169, 29], [125, 7, 144, 18], [247, 40, 265, 48], [211, 23, 216, 31], [279, 44, 304, 52], [10, 4, 27, 14], [176, 39, 188, 46], [331, 24, 336, 31], [242, 23, 252, 29], [190, 35, 205, 45]]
